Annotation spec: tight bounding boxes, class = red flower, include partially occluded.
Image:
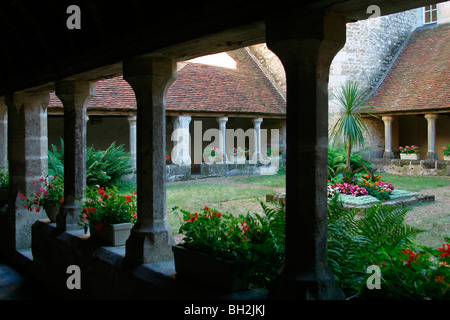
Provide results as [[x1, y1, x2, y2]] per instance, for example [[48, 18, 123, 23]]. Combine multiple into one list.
[[96, 221, 103, 232], [436, 276, 445, 284], [438, 243, 450, 258], [61, 199, 64, 203], [401, 249, 419, 267], [124, 195, 133, 202]]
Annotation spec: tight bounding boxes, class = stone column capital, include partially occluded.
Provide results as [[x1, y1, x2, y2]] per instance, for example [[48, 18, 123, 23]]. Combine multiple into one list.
[[382, 115, 394, 122], [425, 113, 438, 120], [252, 117, 263, 126], [55, 80, 95, 109], [5, 92, 50, 114], [216, 116, 228, 124], [175, 115, 192, 126]]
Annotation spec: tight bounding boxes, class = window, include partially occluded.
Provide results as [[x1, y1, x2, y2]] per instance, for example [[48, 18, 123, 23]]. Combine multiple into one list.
[[424, 4, 437, 24]]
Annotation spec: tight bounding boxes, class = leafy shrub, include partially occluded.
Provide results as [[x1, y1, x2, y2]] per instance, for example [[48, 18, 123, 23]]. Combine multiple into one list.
[[48, 139, 133, 188], [79, 186, 137, 232], [174, 200, 285, 288], [0, 166, 8, 189], [328, 145, 372, 176], [359, 244, 450, 300]]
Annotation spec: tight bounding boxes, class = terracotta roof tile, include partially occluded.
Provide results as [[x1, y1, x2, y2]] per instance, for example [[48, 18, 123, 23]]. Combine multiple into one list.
[[49, 48, 286, 116], [366, 24, 450, 114]]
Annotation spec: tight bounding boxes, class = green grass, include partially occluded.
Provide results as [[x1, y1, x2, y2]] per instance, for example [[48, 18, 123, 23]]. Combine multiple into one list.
[[379, 174, 450, 192], [233, 173, 286, 188], [166, 180, 280, 233]]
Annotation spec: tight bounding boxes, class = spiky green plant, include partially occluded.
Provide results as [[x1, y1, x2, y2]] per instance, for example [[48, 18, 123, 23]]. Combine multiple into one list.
[[329, 81, 375, 170]]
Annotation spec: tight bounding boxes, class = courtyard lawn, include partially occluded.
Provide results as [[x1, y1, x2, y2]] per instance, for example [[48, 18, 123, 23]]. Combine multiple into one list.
[[165, 176, 283, 233], [118, 172, 449, 246], [379, 173, 450, 192]]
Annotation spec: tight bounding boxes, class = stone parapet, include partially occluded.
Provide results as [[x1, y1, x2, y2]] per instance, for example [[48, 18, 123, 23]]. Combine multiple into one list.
[[370, 158, 450, 176]]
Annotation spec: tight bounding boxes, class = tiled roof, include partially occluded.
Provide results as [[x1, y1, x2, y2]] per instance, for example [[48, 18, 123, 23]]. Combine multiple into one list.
[[49, 48, 286, 116], [366, 24, 450, 114]]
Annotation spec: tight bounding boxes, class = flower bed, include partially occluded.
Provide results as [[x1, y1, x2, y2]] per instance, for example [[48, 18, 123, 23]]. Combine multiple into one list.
[[336, 189, 420, 206]]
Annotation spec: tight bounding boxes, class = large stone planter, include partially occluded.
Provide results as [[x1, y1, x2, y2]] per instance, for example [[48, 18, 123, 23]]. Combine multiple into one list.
[[444, 156, 450, 161], [89, 222, 133, 246], [400, 153, 420, 160], [172, 245, 249, 292]]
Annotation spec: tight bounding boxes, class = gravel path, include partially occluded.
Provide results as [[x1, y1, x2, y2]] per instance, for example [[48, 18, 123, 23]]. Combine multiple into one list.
[[404, 183, 450, 247]]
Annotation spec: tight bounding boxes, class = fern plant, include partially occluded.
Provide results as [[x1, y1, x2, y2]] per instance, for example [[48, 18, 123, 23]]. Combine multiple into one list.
[[244, 200, 286, 288], [48, 139, 133, 188], [327, 195, 423, 296]]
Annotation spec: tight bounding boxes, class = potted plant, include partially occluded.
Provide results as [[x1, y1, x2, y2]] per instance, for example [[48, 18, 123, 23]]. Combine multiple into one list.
[[443, 144, 450, 161], [166, 151, 171, 165], [19, 174, 64, 222], [79, 186, 137, 246], [172, 205, 252, 292], [0, 166, 8, 203], [399, 145, 421, 160], [266, 147, 284, 159], [202, 147, 223, 164], [229, 147, 250, 164]]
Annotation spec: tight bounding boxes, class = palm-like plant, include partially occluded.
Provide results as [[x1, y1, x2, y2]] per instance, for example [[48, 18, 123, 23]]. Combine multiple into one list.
[[329, 81, 373, 170]]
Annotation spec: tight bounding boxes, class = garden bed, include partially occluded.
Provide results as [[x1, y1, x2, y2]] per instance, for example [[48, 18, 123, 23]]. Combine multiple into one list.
[[338, 189, 435, 213], [266, 189, 435, 213]]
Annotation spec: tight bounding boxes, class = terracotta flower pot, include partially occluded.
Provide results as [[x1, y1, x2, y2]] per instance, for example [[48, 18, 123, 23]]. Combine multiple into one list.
[[172, 245, 249, 292]]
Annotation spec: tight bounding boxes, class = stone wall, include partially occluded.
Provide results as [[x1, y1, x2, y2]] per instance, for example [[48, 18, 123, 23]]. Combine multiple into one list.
[[248, 8, 422, 156], [371, 158, 450, 176], [328, 8, 421, 131]]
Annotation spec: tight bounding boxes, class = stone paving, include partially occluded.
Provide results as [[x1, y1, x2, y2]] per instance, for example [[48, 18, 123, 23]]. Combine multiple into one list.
[[0, 257, 57, 300]]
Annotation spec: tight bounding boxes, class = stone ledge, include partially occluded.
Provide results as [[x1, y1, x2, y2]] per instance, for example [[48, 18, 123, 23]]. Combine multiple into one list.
[[30, 220, 268, 299]]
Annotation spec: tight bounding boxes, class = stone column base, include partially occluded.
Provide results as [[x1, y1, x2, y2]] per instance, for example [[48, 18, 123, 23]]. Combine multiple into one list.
[[125, 221, 176, 264], [426, 152, 438, 160], [383, 151, 394, 159], [269, 269, 345, 300]]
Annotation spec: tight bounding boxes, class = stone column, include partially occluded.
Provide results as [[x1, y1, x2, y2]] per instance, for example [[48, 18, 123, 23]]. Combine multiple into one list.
[[55, 80, 95, 231], [128, 115, 137, 171], [280, 122, 287, 158], [123, 56, 176, 264], [425, 114, 438, 160], [266, 10, 346, 299], [382, 116, 394, 159], [252, 117, 264, 162], [5, 92, 49, 249], [172, 115, 192, 166], [216, 117, 228, 163], [6, 92, 49, 196], [0, 98, 7, 170]]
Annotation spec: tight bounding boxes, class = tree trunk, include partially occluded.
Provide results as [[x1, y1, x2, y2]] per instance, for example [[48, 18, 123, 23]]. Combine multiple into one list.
[[346, 141, 352, 170]]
